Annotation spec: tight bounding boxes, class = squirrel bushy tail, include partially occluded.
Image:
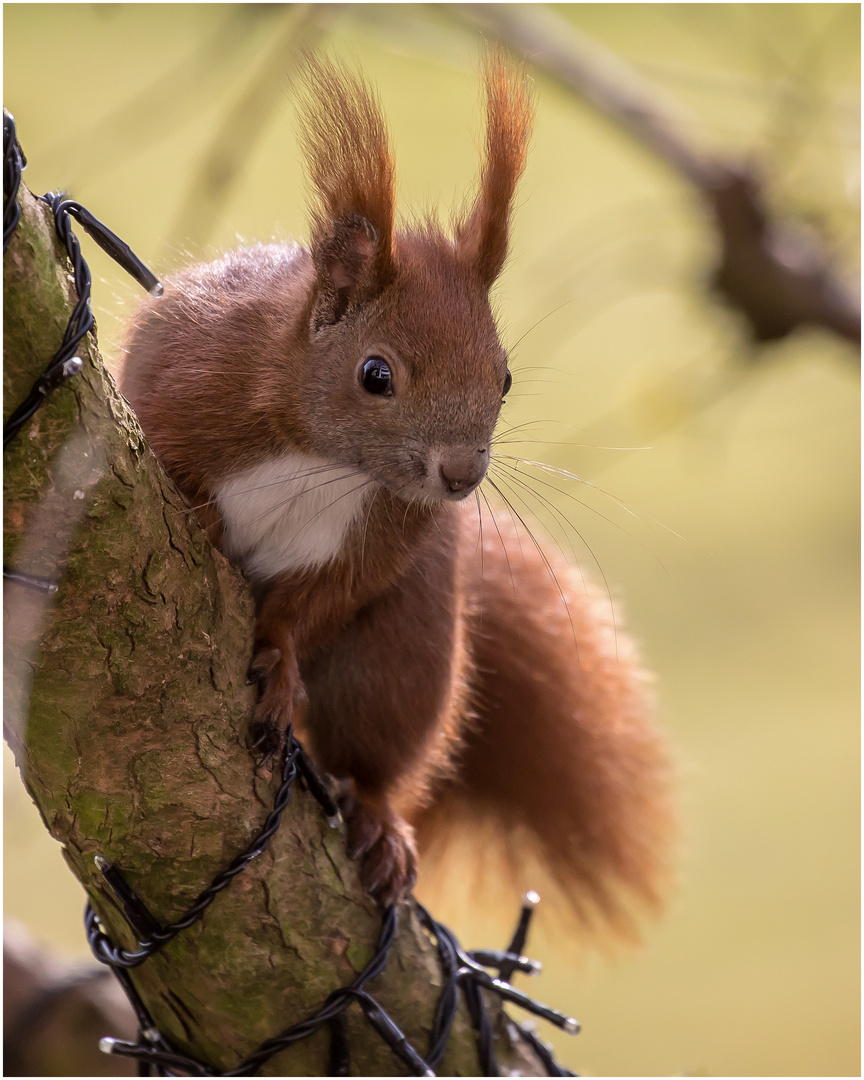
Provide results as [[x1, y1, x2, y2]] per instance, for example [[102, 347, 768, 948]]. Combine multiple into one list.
[[413, 513, 676, 940]]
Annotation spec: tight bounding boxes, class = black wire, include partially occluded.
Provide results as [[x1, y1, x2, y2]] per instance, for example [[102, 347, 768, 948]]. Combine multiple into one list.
[[87, 736, 303, 968], [100, 907, 417, 1078], [416, 903, 580, 1076], [294, 739, 340, 820], [514, 1024, 579, 1078], [4, 117, 164, 635], [422, 910, 461, 1071], [464, 976, 500, 1077], [417, 904, 579, 1037], [3, 110, 25, 253], [327, 1014, 351, 1076], [4, 127, 160, 451], [2, 569, 59, 593], [96, 798, 579, 1078], [63, 199, 162, 296], [3, 192, 94, 449]]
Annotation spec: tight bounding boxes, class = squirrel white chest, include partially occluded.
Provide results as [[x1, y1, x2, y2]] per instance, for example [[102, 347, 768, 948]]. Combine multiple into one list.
[[214, 452, 372, 582]]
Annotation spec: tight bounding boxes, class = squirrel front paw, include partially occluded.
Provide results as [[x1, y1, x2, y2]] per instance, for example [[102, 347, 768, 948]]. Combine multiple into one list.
[[246, 644, 305, 762], [341, 791, 418, 907]]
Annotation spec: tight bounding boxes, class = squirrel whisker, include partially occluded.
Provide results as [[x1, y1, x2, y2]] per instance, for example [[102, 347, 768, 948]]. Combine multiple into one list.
[[241, 474, 372, 534], [483, 473, 579, 651], [493, 453, 683, 552], [487, 462, 618, 660], [478, 484, 517, 599], [173, 463, 363, 518]]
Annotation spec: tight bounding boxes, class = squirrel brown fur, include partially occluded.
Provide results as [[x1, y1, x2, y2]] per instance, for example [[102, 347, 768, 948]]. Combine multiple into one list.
[[118, 54, 674, 932]]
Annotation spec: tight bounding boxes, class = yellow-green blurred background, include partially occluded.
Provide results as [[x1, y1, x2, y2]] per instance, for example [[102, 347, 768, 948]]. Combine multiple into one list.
[[4, 4, 859, 1076]]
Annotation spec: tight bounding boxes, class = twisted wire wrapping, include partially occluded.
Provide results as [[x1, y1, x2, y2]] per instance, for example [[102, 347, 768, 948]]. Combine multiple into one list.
[[3, 111, 25, 252], [87, 741, 301, 968], [3, 192, 94, 448], [88, 736, 578, 1077]]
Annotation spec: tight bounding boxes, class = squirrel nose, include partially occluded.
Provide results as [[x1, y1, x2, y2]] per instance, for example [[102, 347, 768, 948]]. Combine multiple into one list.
[[439, 448, 489, 496]]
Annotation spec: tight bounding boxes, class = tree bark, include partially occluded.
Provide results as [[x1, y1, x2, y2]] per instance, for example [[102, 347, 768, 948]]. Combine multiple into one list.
[[3, 183, 541, 1076]]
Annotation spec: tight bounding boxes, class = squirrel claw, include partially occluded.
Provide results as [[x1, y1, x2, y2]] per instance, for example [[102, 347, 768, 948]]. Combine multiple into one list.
[[363, 831, 418, 906], [246, 642, 304, 763], [345, 802, 382, 860], [342, 796, 417, 906], [247, 645, 282, 684], [245, 665, 264, 688], [247, 718, 284, 764]]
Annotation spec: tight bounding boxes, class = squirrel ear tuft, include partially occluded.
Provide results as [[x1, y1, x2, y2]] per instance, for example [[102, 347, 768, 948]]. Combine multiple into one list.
[[298, 56, 396, 327], [456, 52, 534, 289]]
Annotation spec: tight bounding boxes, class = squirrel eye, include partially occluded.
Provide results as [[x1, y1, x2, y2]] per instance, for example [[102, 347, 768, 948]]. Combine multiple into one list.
[[360, 356, 393, 396], [502, 369, 513, 399]]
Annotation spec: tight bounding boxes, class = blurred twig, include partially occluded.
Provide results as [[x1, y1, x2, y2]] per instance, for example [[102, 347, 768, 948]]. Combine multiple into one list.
[[455, 3, 860, 351], [44, 6, 278, 186], [168, 3, 325, 249], [4, 921, 137, 1077]]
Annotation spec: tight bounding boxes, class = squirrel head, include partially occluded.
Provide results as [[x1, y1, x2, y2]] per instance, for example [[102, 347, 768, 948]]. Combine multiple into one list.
[[294, 54, 533, 504]]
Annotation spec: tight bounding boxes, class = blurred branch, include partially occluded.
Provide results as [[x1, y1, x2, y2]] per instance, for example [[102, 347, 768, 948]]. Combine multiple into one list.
[[462, 1, 719, 187], [168, 3, 325, 248], [456, 2, 860, 351], [44, 7, 275, 185], [4, 921, 137, 1077]]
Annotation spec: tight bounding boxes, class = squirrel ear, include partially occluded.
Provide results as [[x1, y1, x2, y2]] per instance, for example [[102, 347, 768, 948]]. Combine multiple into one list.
[[456, 53, 534, 289], [299, 57, 397, 328], [311, 213, 382, 328]]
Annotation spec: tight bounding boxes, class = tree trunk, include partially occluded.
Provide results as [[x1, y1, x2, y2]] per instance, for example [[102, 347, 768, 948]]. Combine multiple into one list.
[[4, 182, 541, 1076]]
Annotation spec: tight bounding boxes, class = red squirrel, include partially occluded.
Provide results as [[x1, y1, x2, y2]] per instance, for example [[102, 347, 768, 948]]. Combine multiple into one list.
[[118, 55, 673, 931]]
